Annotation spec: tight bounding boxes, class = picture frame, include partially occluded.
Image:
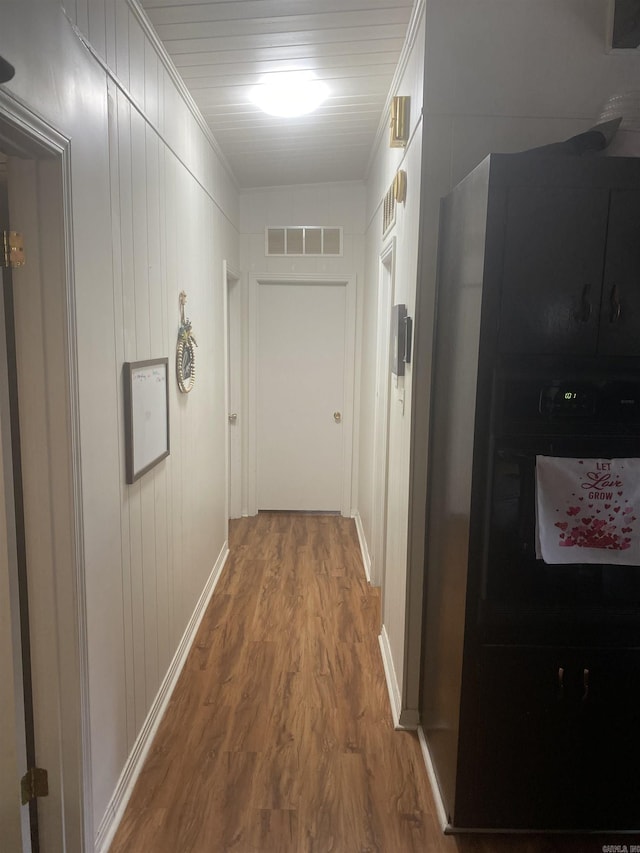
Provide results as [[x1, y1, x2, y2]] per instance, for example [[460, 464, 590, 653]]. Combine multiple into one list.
[[123, 358, 170, 484]]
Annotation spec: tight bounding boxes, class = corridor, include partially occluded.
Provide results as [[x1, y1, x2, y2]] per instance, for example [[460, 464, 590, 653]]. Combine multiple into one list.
[[109, 513, 596, 853]]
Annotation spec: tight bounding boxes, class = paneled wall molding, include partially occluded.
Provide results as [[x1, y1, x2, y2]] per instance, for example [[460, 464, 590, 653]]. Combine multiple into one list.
[[125, 0, 236, 185], [94, 541, 230, 853], [365, 0, 426, 179], [61, 4, 239, 226]]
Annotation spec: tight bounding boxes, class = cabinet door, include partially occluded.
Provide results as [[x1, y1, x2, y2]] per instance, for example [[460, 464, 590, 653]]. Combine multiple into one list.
[[460, 645, 640, 830], [498, 188, 609, 355], [598, 190, 640, 356]]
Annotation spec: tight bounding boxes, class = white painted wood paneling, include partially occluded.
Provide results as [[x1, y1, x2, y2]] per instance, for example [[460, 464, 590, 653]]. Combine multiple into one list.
[[140, 0, 415, 187], [1, 1, 239, 845], [358, 6, 425, 729]]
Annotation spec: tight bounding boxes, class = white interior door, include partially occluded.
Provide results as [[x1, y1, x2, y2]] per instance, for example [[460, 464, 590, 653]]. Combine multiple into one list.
[[256, 280, 348, 512]]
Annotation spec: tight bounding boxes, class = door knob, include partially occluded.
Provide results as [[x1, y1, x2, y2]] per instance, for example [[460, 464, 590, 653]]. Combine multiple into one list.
[[228, 413, 238, 424], [333, 411, 342, 423]]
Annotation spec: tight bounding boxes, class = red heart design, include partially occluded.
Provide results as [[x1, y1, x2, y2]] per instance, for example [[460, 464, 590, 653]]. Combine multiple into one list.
[[582, 518, 592, 525], [555, 521, 568, 531], [614, 507, 620, 513], [567, 506, 580, 516], [605, 504, 611, 509], [618, 491, 624, 496]]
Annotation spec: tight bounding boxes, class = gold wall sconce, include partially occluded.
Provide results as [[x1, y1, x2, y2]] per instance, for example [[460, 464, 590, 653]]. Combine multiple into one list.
[[394, 170, 407, 204], [390, 96, 410, 147]]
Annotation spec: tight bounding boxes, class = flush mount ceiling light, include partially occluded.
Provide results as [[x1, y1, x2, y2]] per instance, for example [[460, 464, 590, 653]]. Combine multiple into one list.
[[249, 71, 329, 118]]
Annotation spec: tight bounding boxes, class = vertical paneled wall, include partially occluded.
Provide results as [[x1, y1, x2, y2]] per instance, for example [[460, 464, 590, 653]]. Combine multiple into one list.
[[2, 0, 239, 842], [359, 8, 426, 722]]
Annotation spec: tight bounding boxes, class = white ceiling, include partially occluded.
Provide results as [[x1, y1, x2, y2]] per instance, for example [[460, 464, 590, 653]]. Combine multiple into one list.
[[140, 0, 416, 188]]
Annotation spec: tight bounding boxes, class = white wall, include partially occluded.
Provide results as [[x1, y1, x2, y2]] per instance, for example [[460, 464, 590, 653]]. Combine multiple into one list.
[[239, 182, 366, 516], [359, 5, 426, 726], [0, 0, 238, 847]]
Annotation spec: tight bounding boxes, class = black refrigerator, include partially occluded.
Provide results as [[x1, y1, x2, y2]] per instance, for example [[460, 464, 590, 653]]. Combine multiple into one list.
[[420, 153, 640, 831]]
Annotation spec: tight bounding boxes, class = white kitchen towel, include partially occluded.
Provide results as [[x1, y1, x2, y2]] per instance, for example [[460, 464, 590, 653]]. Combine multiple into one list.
[[535, 456, 640, 565]]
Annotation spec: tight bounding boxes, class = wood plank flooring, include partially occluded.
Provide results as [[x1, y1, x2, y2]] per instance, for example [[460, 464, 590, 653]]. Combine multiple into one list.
[[109, 513, 615, 853]]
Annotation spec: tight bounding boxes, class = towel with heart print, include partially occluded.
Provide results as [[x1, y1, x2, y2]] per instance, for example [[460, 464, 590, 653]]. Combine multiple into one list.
[[535, 456, 640, 565]]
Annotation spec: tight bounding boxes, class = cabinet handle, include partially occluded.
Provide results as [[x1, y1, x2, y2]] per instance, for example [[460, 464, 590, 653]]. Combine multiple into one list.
[[557, 666, 564, 699], [579, 284, 592, 322], [610, 285, 621, 323], [582, 668, 590, 702]]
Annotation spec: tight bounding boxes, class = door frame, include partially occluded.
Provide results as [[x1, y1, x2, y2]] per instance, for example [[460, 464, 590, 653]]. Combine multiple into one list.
[[371, 238, 396, 589], [0, 89, 90, 850], [247, 273, 356, 517], [223, 261, 242, 520]]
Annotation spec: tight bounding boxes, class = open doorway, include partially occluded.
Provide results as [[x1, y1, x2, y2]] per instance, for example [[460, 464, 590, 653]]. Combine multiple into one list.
[[0, 92, 88, 852]]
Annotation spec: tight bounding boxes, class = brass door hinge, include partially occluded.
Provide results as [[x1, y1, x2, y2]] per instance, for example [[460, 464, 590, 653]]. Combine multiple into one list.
[[2, 231, 25, 269], [21, 767, 48, 805]]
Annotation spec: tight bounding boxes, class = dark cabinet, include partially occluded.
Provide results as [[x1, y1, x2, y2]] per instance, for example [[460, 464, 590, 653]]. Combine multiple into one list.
[[420, 154, 640, 833], [498, 186, 640, 356], [458, 646, 640, 829]]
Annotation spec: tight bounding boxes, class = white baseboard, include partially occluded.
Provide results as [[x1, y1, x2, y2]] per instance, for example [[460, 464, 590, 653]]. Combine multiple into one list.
[[354, 511, 372, 583], [94, 541, 230, 853], [378, 625, 412, 730], [417, 726, 451, 833]]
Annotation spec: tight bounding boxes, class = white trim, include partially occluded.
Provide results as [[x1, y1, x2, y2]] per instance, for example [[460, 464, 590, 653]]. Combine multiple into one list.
[[365, 0, 426, 179], [125, 0, 237, 188], [378, 625, 412, 730], [62, 3, 239, 225], [417, 726, 451, 833], [247, 273, 357, 517], [95, 541, 230, 853], [354, 512, 372, 584], [371, 238, 396, 589], [224, 261, 242, 521], [0, 88, 91, 851]]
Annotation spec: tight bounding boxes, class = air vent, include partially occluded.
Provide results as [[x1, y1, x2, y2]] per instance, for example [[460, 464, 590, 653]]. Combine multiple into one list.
[[266, 226, 343, 256], [382, 171, 407, 237], [383, 183, 396, 237]]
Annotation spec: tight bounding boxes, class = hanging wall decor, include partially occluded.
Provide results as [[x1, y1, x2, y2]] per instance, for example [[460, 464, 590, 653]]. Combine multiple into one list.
[[176, 290, 198, 393]]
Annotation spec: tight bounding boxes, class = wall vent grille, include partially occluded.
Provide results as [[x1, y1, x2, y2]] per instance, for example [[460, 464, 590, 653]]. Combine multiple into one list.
[[383, 182, 396, 237], [266, 226, 343, 256]]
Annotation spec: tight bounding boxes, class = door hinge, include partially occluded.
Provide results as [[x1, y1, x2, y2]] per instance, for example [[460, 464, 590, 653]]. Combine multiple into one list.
[[2, 231, 26, 269], [21, 767, 49, 805]]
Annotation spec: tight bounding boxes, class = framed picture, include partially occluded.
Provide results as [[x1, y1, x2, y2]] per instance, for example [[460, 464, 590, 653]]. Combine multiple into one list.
[[123, 358, 170, 484]]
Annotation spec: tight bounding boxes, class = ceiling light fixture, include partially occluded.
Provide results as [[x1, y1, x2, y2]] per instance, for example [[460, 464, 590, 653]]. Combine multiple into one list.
[[249, 71, 329, 118]]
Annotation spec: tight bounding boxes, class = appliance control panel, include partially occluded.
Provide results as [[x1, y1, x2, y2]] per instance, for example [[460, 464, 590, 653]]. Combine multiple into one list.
[[496, 373, 640, 433], [539, 385, 597, 417]]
